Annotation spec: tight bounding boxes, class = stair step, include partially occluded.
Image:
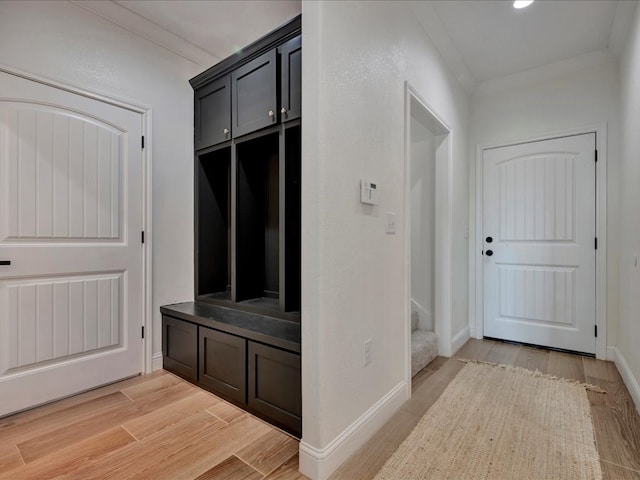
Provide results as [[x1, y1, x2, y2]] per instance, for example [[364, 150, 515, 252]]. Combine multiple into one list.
[[411, 329, 438, 377]]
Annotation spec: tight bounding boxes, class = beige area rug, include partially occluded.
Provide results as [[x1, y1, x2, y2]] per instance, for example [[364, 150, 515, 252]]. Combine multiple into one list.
[[375, 360, 604, 480]]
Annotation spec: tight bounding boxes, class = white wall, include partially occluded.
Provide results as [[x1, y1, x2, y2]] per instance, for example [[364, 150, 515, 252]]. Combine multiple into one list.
[[469, 56, 621, 352], [0, 1, 201, 363], [617, 3, 640, 410], [301, 1, 469, 477], [410, 118, 436, 331]]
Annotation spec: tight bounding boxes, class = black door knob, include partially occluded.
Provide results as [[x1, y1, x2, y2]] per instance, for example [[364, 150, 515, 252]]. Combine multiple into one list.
[[485, 250, 493, 257], [486, 236, 493, 243]]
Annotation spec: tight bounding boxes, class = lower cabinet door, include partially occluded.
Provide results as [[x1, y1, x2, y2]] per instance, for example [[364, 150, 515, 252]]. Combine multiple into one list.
[[162, 316, 197, 382], [248, 341, 301, 437], [199, 327, 247, 403]]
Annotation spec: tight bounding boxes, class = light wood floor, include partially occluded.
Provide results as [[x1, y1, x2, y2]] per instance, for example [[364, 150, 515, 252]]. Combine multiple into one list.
[[2, 339, 639, 479], [0, 370, 305, 480], [331, 339, 640, 480]]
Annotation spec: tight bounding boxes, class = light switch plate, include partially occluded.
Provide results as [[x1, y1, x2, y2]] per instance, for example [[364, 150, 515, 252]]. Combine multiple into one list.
[[386, 212, 396, 234]]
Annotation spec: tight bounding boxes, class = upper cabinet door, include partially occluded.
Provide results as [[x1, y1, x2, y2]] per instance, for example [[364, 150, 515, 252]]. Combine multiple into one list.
[[195, 75, 231, 150], [232, 50, 278, 138], [279, 35, 301, 122]]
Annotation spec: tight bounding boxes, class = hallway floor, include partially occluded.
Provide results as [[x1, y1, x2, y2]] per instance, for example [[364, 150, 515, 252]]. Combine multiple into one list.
[[1, 339, 639, 479], [0, 370, 304, 480], [330, 338, 640, 479]]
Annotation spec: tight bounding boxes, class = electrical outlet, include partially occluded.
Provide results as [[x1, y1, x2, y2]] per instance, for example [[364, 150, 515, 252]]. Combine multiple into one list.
[[364, 339, 372, 366]]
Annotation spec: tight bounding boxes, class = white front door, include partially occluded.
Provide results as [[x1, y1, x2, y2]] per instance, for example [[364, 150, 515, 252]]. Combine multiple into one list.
[[0, 71, 144, 416], [483, 133, 596, 354]]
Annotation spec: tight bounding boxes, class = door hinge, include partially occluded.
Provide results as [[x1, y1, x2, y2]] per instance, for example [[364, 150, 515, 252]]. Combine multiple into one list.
[[141, 136, 145, 149], [141, 326, 145, 339], [594, 237, 598, 250], [594, 149, 598, 162], [595, 325, 598, 337], [141, 231, 145, 244]]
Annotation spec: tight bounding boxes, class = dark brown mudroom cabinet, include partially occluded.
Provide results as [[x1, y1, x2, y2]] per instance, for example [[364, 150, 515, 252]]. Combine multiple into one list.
[[161, 15, 302, 438]]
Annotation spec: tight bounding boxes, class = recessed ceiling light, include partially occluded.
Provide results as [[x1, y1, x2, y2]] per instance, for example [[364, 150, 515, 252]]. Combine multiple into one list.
[[513, 0, 534, 8]]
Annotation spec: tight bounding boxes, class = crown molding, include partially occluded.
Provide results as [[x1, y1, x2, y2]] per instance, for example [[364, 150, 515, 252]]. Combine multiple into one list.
[[473, 49, 616, 98], [406, 1, 476, 95], [71, 0, 219, 68]]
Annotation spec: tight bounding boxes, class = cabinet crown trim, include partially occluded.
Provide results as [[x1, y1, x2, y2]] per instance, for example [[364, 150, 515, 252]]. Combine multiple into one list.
[[189, 15, 301, 90]]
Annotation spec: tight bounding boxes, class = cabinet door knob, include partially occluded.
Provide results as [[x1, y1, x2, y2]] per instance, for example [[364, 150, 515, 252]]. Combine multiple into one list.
[[223, 128, 229, 135], [281, 107, 287, 115], [268, 110, 275, 118]]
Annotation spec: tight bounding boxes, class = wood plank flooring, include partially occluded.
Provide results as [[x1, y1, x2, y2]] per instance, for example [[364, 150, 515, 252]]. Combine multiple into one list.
[[0, 370, 303, 480], [2, 339, 639, 479], [331, 339, 640, 479]]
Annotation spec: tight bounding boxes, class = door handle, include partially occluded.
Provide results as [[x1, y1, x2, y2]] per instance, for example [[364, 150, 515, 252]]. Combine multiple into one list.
[[0, 260, 10, 265], [486, 236, 493, 243], [485, 250, 493, 257]]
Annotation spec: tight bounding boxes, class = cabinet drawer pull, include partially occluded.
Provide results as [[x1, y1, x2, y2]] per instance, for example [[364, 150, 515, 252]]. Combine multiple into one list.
[[0, 260, 10, 266], [281, 107, 287, 115], [268, 110, 275, 118], [223, 128, 229, 135]]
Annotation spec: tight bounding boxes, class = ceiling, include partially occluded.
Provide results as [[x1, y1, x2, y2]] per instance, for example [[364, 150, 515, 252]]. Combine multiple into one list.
[[88, 0, 635, 90], [428, 0, 622, 82], [114, 0, 301, 62]]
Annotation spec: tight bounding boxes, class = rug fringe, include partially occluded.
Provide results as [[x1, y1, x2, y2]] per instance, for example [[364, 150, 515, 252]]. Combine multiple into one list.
[[457, 358, 607, 394]]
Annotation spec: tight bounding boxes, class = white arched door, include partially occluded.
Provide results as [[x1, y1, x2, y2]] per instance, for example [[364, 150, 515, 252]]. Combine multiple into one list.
[[0, 71, 144, 416], [483, 133, 596, 354]]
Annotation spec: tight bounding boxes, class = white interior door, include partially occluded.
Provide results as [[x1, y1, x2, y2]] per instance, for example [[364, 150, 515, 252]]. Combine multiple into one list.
[[483, 133, 596, 354], [0, 71, 143, 416]]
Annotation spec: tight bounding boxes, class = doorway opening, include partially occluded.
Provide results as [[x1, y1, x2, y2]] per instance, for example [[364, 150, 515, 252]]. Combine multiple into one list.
[[404, 83, 453, 389]]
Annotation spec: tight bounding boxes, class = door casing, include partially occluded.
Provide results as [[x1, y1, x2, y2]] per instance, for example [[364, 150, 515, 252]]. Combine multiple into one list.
[[472, 125, 608, 360]]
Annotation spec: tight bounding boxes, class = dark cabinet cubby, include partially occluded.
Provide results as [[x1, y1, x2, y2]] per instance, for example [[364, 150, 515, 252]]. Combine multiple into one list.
[[164, 15, 302, 439], [196, 147, 231, 300], [236, 133, 280, 305], [283, 124, 301, 311]]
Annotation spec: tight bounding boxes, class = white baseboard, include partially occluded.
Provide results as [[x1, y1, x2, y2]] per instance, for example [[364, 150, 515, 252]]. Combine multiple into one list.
[[299, 381, 408, 480], [610, 347, 640, 416], [606, 346, 616, 362], [152, 352, 163, 371], [451, 325, 470, 355]]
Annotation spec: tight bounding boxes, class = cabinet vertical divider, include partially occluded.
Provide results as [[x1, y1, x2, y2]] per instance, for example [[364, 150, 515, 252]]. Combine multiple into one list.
[[230, 142, 238, 303], [278, 127, 286, 311]]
